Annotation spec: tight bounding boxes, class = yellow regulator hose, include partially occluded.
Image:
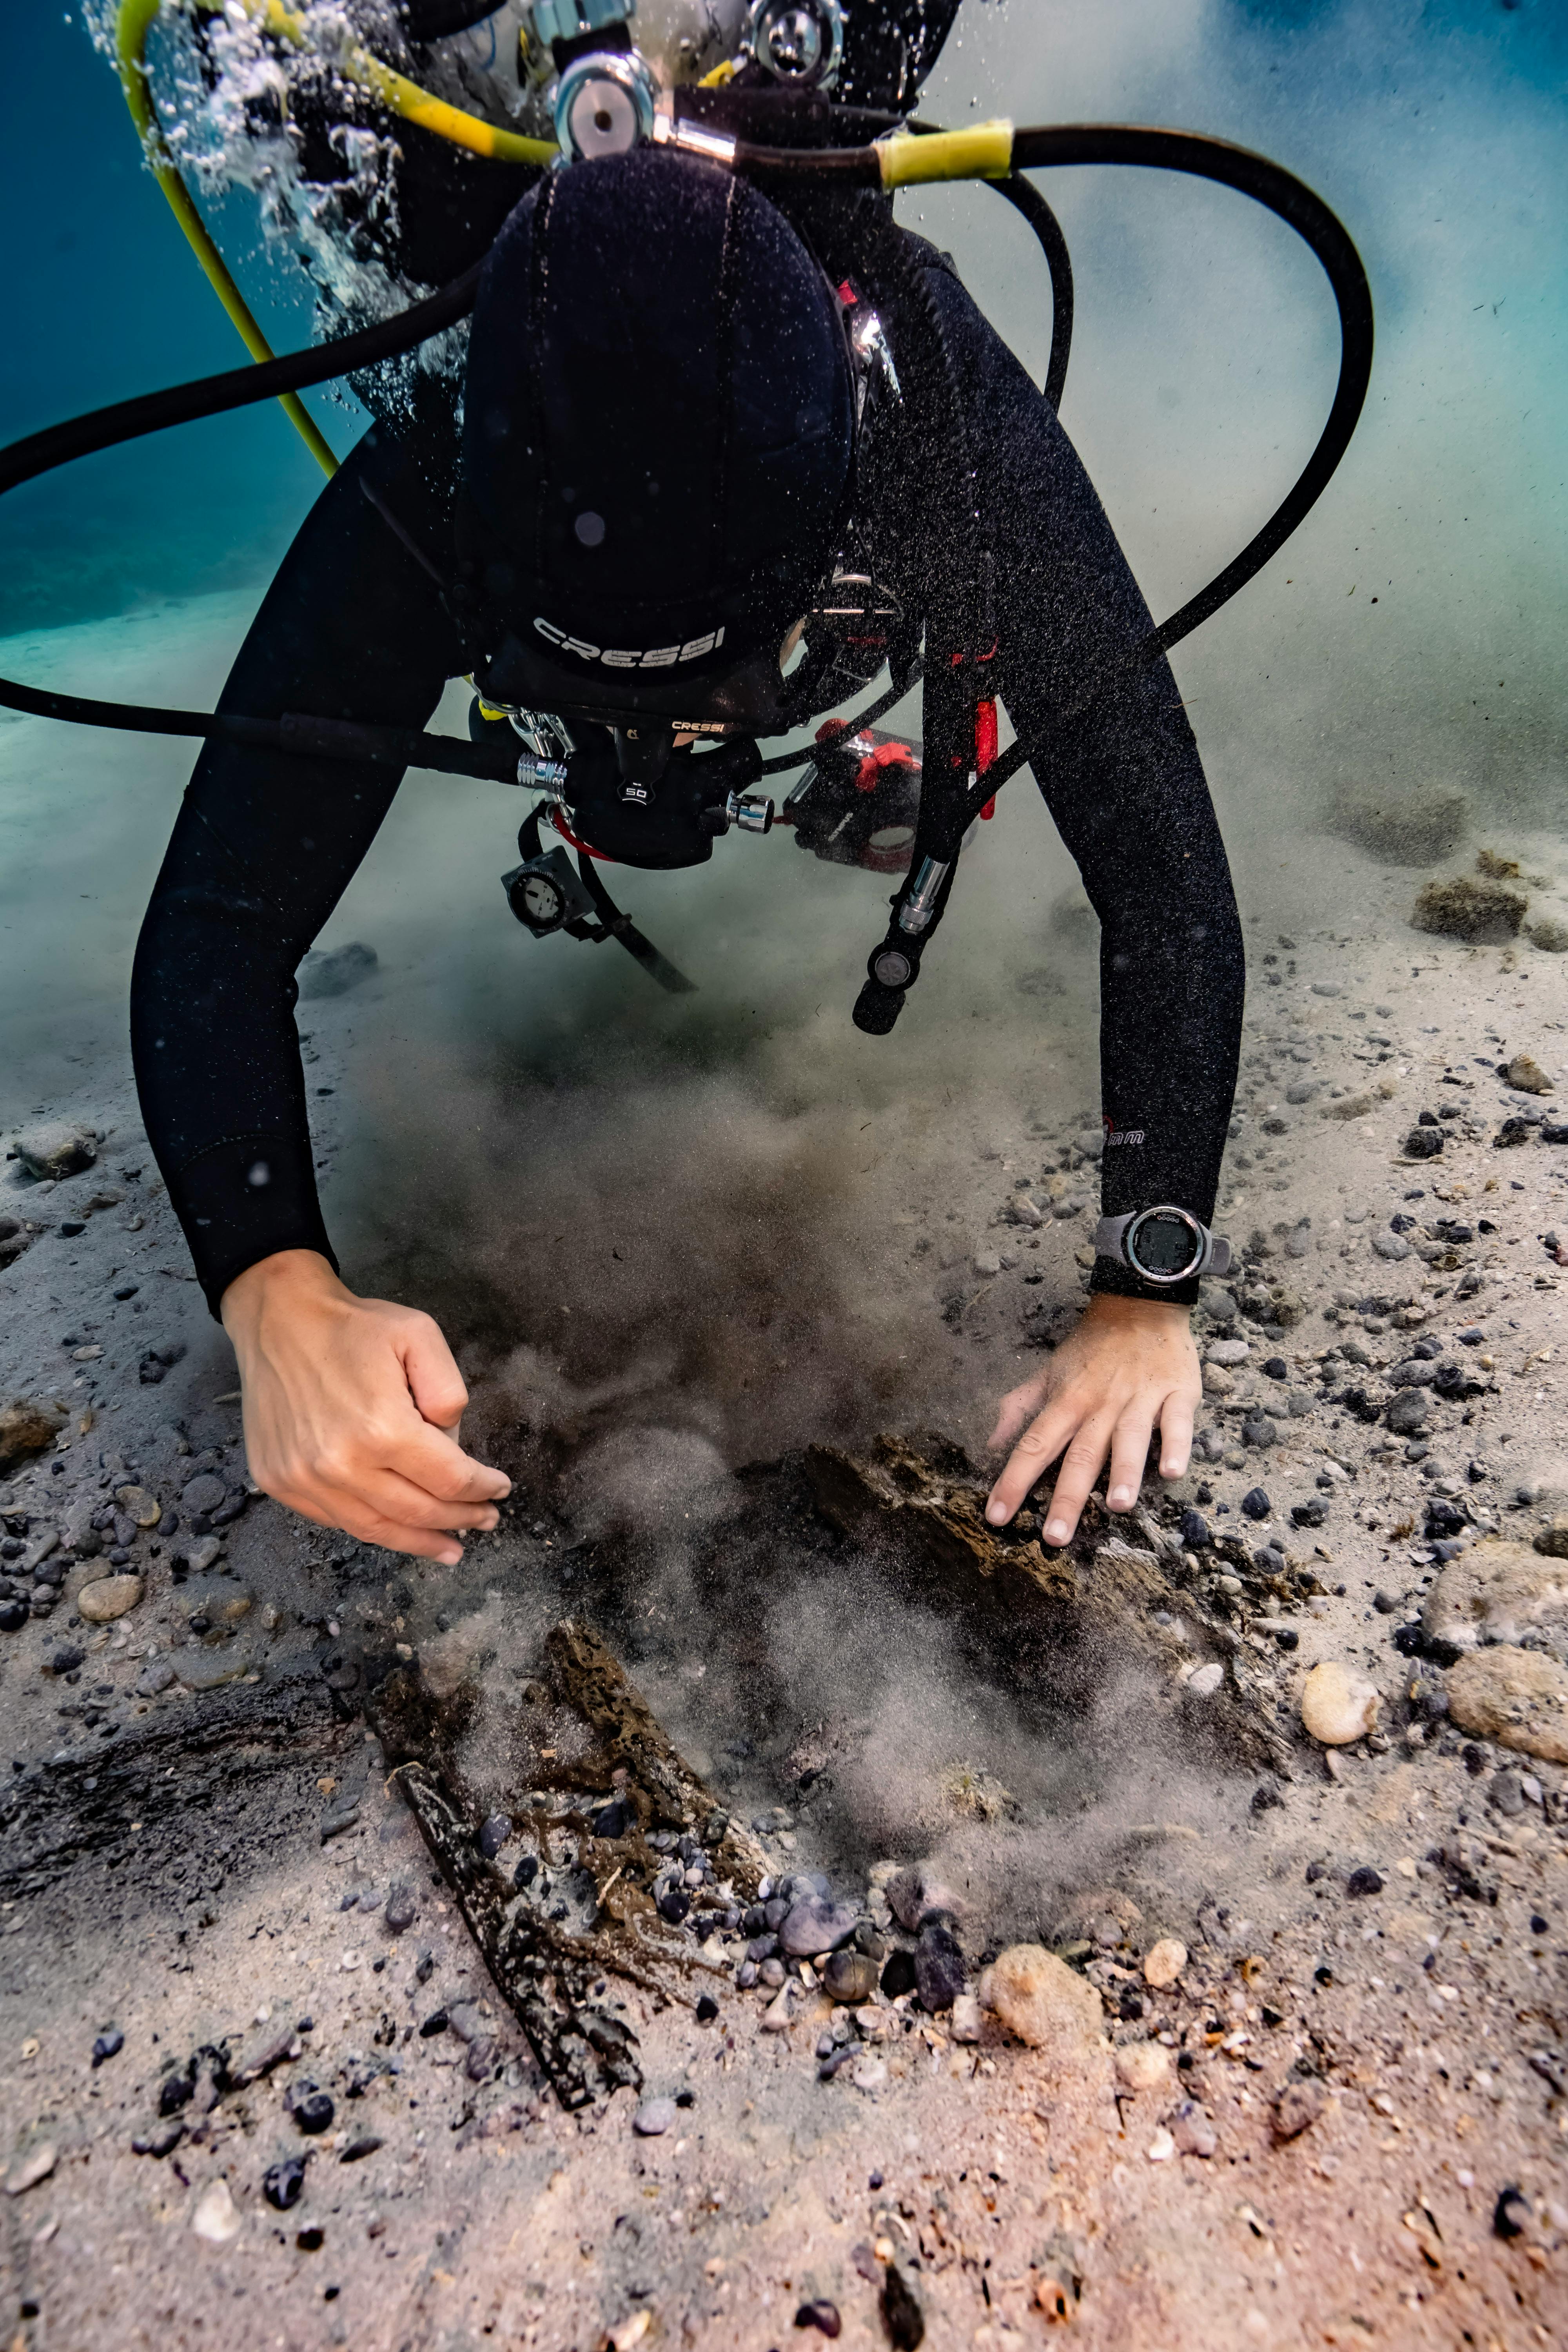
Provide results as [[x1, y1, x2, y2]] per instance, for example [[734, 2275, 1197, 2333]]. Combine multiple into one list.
[[113, 0, 557, 474]]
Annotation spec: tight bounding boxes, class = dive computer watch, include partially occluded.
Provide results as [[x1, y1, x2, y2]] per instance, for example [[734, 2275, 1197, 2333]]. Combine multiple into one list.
[[1093, 1207, 1233, 1285]]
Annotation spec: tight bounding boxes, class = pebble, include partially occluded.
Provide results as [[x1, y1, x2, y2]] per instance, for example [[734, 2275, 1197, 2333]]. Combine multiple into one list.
[[1142, 1937, 1187, 1989], [478, 1813, 510, 1860], [1172, 2101, 1218, 2157], [851, 2055, 888, 2092], [779, 1898, 859, 1958], [92, 2026, 124, 2068], [1206, 1340, 1251, 1366], [795, 2300, 842, 2339], [760, 1987, 795, 2033], [1187, 1663, 1225, 1699], [1301, 1661, 1381, 1745], [1504, 1052, 1554, 1095], [950, 1992, 982, 2043], [1345, 1866, 1384, 1898], [290, 2087, 336, 2136], [191, 2177, 241, 2243], [1146, 2127, 1176, 2162], [971, 1251, 1000, 1279], [885, 1867, 960, 1932], [1489, 1768, 1526, 1817], [264, 2156, 308, 2210], [1114, 2041, 1170, 2091], [180, 1473, 227, 1517], [172, 1536, 223, 1576], [4, 2143, 56, 2196], [115, 1485, 161, 1528], [915, 1918, 967, 2013], [978, 1944, 1103, 2055], [77, 1573, 143, 1624], [384, 1883, 417, 1934], [1273, 2077, 1327, 2140], [1240, 1488, 1271, 1521], [822, 1949, 879, 2003]]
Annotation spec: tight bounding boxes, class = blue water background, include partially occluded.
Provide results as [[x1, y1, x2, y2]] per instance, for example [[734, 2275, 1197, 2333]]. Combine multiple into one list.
[[1, 1, 1564, 1137]]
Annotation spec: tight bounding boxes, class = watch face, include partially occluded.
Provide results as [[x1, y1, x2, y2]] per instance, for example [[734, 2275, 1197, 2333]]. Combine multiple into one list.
[[523, 875, 563, 926], [1129, 1209, 1201, 1281]]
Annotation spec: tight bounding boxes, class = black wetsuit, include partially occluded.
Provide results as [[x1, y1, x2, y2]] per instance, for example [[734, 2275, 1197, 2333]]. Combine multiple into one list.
[[131, 233, 1245, 1316]]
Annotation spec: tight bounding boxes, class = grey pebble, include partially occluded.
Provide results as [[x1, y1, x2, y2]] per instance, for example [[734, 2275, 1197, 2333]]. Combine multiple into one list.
[[632, 2097, 677, 2137], [384, 1883, 417, 1933], [779, 1898, 860, 1958]]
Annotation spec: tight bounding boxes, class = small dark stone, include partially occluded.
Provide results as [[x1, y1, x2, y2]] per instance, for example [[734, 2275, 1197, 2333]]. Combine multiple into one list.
[[514, 1855, 539, 1891], [1345, 1867, 1384, 1899], [295, 2227, 325, 2252], [914, 1918, 967, 2013], [1494, 1119, 1532, 1149], [339, 2133, 383, 2163], [1241, 1416, 1279, 1449], [0, 1599, 29, 1633], [1261, 1356, 1289, 1381], [415, 1949, 436, 1983], [1290, 1497, 1327, 1529], [1372, 1590, 1401, 1615], [131, 2117, 185, 2159], [418, 2011, 448, 2039], [384, 1883, 417, 1933], [1404, 1127, 1444, 1159], [695, 1994, 719, 2024], [264, 2155, 308, 2210], [291, 2087, 336, 2134], [880, 1949, 918, 1999], [1462, 1742, 1488, 1776], [795, 2300, 842, 2338], [1240, 1487, 1272, 1521], [158, 2068, 195, 2116], [91, 2027, 124, 2068], [1489, 1769, 1526, 1818], [657, 1889, 691, 1926], [852, 1921, 886, 1960], [1272, 1626, 1299, 1652], [592, 1798, 633, 1840], [1250, 1780, 1284, 1815], [1530, 1914, 1550, 1935], [1178, 1507, 1211, 1550], [880, 2264, 925, 2351], [47, 1644, 85, 1675], [478, 1812, 510, 1861], [1493, 2185, 1530, 2241]]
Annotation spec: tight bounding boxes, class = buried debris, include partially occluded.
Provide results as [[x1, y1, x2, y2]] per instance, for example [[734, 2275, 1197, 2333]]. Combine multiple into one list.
[[804, 1431, 1294, 1773], [366, 1621, 767, 2111]]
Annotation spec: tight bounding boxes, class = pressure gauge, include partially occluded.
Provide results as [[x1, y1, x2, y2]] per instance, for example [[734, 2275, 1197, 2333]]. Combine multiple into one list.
[[501, 846, 598, 937]]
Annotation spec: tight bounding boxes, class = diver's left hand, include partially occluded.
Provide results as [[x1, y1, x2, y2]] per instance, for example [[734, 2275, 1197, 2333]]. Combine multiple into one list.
[[984, 1293, 1200, 1545]]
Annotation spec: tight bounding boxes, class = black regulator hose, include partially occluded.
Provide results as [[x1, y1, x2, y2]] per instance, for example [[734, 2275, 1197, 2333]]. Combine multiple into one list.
[[0, 125, 1370, 801], [0, 261, 499, 780], [986, 173, 1074, 413]]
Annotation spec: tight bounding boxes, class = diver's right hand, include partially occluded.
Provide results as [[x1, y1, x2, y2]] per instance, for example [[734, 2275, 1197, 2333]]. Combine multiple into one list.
[[220, 1249, 510, 1565]]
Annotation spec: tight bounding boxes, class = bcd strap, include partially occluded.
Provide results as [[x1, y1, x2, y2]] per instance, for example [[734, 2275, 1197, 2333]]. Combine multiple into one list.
[[515, 806, 695, 993]]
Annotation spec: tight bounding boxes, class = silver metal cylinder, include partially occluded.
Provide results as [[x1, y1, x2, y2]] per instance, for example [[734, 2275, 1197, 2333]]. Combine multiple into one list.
[[517, 754, 570, 793], [726, 790, 775, 835], [897, 855, 949, 935]]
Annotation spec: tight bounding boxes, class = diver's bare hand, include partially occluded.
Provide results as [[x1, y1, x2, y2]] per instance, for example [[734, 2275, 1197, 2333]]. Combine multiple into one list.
[[220, 1249, 510, 1565], [983, 1293, 1199, 1546]]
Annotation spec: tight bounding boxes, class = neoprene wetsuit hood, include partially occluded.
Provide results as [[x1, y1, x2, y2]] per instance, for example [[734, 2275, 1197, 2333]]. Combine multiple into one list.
[[457, 149, 855, 722]]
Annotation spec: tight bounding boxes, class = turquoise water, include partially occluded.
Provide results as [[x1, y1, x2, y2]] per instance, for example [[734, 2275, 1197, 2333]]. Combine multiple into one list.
[[2, 0, 1564, 1151]]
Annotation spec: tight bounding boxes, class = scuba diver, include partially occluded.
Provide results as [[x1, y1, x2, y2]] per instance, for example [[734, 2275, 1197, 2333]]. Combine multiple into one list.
[[2, 1, 1370, 1566]]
